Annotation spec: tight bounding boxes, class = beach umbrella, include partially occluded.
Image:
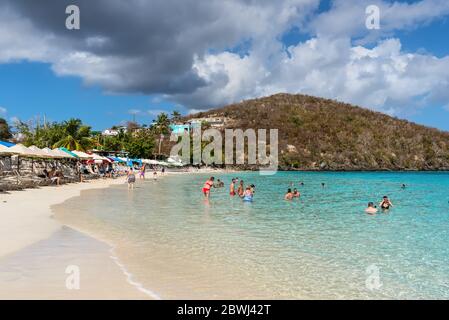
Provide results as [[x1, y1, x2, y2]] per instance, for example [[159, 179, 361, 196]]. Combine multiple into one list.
[[0, 140, 15, 147], [0, 144, 17, 155], [91, 153, 111, 164], [8, 144, 42, 157], [28, 146, 52, 158], [41, 147, 64, 158], [59, 147, 79, 158], [6, 144, 42, 173], [52, 148, 75, 158], [72, 150, 93, 159]]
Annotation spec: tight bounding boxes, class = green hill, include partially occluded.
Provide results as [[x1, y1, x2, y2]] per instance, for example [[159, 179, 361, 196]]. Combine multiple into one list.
[[185, 93, 449, 170]]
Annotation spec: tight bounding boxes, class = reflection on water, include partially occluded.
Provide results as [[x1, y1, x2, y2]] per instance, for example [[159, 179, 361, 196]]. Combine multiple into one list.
[[55, 172, 449, 299]]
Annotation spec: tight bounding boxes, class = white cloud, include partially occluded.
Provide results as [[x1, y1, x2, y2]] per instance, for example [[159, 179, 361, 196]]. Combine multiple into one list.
[[187, 36, 449, 117], [147, 109, 168, 116], [0, 107, 6, 114], [0, 0, 449, 119]]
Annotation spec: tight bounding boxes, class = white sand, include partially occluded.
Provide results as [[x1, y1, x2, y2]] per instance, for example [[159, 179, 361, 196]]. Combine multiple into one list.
[[0, 178, 150, 299], [0, 179, 123, 258]]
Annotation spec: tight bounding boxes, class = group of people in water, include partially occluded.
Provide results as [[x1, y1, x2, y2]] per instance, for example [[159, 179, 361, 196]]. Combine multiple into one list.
[[365, 196, 394, 214], [126, 165, 165, 189], [203, 176, 255, 202], [202, 177, 399, 214]]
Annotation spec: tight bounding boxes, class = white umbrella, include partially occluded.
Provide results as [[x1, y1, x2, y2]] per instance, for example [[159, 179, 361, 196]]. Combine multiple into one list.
[[52, 148, 75, 158], [29, 146, 52, 158], [42, 147, 65, 158], [92, 153, 112, 163], [0, 144, 17, 155], [8, 144, 42, 157]]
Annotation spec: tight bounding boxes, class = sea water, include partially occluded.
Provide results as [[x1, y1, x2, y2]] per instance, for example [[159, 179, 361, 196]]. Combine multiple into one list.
[[55, 172, 449, 299]]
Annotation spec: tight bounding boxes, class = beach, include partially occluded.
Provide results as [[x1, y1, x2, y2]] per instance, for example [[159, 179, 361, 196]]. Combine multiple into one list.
[[0, 178, 150, 299], [2, 171, 449, 299]]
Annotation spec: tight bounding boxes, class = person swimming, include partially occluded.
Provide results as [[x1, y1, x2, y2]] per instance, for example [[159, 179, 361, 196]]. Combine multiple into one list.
[[379, 196, 393, 210], [242, 187, 254, 202], [365, 202, 378, 214], [401, 184, 406, 189], [202, 177, 215, 198], [285, 188, 293, 200], [321, 182, 325, 188], [215, 179, 225, 188], [292, 188, 300, 197]]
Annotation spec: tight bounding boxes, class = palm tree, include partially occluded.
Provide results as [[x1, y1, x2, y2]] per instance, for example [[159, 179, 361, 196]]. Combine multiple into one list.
[[53, 119, 93, 151], [171, 110, 182, 123], [154, 113, 171, 155]]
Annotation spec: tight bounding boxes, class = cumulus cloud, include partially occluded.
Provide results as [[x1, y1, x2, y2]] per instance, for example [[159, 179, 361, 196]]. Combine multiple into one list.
[[0, 0, 449, 117]]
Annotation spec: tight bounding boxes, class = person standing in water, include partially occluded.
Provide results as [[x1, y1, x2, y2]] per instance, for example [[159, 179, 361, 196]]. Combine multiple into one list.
[[202, 177, 215, 198], [127, 168, 136, 190], [229, 179, 236, 196], [285, 189, 293, 200], [379, 196, 393, 210], [292, 188, 300, 197], [139, 165, 146, 180], [237, 180, 245, 197]]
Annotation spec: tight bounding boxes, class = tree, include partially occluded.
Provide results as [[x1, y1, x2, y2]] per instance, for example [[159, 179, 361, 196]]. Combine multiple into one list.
[[0, 118, 12, 140], [53, 119, 93, 151], [152, 112, 171, 155], [171, 110, 182, 123], [124, 130, 155, 158]]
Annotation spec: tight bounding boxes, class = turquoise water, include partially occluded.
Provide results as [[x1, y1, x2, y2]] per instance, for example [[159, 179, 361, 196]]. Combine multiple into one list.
[[56, 172, 449, 299]]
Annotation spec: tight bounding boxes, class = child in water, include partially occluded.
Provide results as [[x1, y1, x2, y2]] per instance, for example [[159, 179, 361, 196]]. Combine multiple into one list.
[[242, 187, 254, 202]]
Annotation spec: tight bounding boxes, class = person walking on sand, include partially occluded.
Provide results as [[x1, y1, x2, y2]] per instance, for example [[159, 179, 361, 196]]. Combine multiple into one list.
[[202, 177, 215, 198], [127, 168, 136, 190]]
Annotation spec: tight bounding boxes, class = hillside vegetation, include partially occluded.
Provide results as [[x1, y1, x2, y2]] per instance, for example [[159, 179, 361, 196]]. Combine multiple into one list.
[[186, 93, 449, 170]]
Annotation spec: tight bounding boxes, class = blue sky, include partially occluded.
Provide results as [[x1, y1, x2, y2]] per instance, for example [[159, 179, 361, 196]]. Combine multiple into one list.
[[0, 0, 449, 131], [0, 62, 179, 130]]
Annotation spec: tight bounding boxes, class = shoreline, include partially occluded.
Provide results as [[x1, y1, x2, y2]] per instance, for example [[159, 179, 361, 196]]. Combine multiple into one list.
[[0, 177, 152, 299]]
